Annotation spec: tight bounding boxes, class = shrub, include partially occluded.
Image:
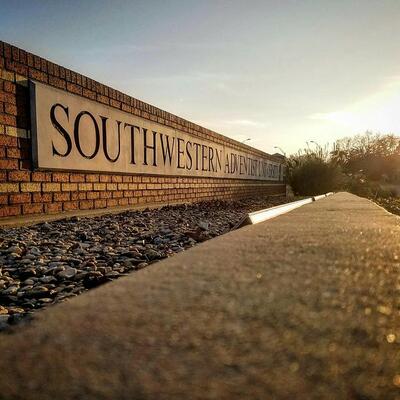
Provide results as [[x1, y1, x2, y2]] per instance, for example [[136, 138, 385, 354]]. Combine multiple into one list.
[[331, 132, 400, 182], [288, 156, 343, 196], [344, 175, 393, 199]]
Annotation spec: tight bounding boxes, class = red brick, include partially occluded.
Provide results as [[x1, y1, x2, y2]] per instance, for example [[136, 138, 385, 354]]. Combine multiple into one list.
[[0, 159, 18, 169], [0, 205, 20, 217], [19, 49, 27, 64], [128, 197, 138, 205], [63, 201, 78, 211], [0, 92, 16, 104], [100, 175, 111, 183], [66, 82, 82, 95], [123, 190, 134, 197], [70, 174, 85, 183], [0, 147, 5, 158], [79, 200, 93, 210], [49, 76, 66, 90], [107, 199, 118, 207], [32, 193, 52, 203], [0, 194, 7, 204], [97, 94, 109, 105], [22, 203, 43, 215], [45, 203, 63, 213], [111, 175, 123, 183], [94, 199, 107, 208], [70, 71, 77, 83], [9, 193, 31, 204], [26, 53, 34, 67], [42, 183, 60, 192], [122, 103, 133, 113], [6, 147, 20, 158], [4, 103, 17, 116], [110, 99, 121, 109], [5, 59, 28, 76], [28, 68, 47, 83], [52, 64, 60, 77], [52, 172, 70, 182], [47, 62, 54, 76], [8, 170, 30, 181], [3, 43, 11, 59], [53, 192, 70, 202], [122, 175, 133, 183], [59, 67, 66, 79], [87, 192, 100, 200], [3, 81, 16, 94], [85, 174, 99, 182], [32, 171, 51, 182], [0, 135, 18, 147], [0, 113, 16, 126], [11, 46, 19, 61], [40, 58, 48, 73], [100, 192, 112, 199], [118, 198, 129, 206], [112, 191, 123, 198], [82, 88, 96, 100]]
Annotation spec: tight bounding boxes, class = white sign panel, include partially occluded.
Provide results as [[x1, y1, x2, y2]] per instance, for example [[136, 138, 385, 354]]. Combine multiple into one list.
[[30, 81, 283, 181]]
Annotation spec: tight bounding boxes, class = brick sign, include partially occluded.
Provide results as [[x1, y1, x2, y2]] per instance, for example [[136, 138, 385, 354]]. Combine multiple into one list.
[[30, 81, 283, 181]]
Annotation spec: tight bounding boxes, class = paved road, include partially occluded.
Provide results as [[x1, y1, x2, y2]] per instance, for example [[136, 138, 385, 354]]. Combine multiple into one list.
[[0, 192, 399, 400]]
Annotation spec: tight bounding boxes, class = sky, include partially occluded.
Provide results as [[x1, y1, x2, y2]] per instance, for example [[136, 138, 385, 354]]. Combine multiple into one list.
[[1, 0, 400, 155]]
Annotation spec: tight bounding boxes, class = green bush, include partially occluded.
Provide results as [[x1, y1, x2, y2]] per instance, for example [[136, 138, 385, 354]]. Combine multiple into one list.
[[288, 156, 343, 196], [344, 175, 393, 198], [288, 133, 400, 198]]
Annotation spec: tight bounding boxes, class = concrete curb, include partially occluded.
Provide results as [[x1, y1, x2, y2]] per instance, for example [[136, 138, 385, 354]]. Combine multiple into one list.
[[235, 192, 334, 228], [0, 192, 399, 399]]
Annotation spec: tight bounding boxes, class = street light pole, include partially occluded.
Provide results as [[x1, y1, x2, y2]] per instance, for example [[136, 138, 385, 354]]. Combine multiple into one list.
[[241, 138, 251, 144]]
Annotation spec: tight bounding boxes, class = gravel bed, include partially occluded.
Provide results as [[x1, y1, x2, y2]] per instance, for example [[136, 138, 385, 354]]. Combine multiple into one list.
[[0, 195, 287, 331]]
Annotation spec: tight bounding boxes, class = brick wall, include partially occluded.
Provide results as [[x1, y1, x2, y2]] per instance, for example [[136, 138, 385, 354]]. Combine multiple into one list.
[[0, 40, 285, 219]]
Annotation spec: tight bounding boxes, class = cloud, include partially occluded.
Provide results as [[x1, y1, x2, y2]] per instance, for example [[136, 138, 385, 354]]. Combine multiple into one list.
[[308, 76, 400, 133]]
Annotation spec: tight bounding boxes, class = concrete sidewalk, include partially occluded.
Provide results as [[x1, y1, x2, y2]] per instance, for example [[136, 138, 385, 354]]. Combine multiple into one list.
[[0, 192, 399, 400]]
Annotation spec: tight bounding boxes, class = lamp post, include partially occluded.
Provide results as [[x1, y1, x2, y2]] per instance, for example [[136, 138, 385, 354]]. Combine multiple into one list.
[[241, 138, 251, 144]]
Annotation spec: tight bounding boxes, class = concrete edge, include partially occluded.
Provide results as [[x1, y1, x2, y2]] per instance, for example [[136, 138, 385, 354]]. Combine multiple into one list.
[[234, 192, 335, 229]]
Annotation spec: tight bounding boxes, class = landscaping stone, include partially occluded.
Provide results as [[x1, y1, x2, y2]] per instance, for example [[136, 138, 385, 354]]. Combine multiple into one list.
[[0, 196, 287, 330]]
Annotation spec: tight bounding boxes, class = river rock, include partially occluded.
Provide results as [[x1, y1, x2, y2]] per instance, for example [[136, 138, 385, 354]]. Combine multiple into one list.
[[58, 268, 77, 279]]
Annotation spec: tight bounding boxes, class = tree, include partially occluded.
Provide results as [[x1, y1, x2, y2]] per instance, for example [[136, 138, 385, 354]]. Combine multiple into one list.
[[331, 132, 400, 182]]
